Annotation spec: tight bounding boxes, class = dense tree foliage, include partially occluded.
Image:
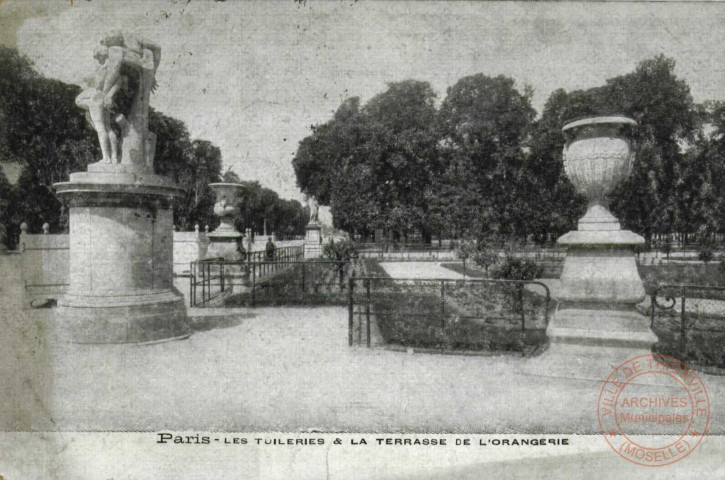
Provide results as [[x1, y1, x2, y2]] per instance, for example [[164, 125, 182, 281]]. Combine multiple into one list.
[[230, 180, 307, 238], [4, 45, 722, 248], [435, 74, 537, 239], [0, 46, 97, 245], [293, 81, 442, 241]]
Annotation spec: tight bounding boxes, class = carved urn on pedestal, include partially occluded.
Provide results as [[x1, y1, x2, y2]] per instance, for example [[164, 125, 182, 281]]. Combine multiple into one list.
[[557, 116, 647, 305], [526, 116, 658, 379], [207, 182, 246, 261]]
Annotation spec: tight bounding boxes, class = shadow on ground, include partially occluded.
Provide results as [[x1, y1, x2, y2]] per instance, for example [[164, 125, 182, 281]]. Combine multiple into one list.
[[189, 312, 257, 332]]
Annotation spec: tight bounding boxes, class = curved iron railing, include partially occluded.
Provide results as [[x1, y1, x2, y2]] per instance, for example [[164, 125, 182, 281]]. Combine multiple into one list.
[[650, 284, 725, 359], [347, 275, 552, 354]]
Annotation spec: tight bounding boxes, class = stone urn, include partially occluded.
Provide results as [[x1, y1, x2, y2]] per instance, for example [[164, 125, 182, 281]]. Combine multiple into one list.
[[562, 116, 637, 232], [207, 182, 246, 261]]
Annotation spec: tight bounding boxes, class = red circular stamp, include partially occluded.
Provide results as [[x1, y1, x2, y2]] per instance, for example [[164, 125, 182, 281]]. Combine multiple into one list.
[[597, 353, 710, 467]]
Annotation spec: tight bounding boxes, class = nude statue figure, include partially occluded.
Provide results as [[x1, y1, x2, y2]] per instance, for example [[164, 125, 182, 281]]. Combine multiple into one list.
[[75, 45, 123, 164]]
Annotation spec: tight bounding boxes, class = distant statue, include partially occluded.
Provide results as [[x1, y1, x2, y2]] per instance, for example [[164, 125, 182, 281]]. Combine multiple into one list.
[[308, 197, 319, 223], [235, 237, 247, 262], [78, 30, 162, 170]]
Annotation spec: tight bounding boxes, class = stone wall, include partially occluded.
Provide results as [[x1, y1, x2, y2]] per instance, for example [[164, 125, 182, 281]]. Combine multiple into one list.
[[16, 230, 215, 302], [173, 230, 210, 276]]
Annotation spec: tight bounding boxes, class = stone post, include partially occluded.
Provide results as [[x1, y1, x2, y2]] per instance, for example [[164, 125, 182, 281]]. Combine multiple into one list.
[[245, 228, 252, 255], [304, 196, 322, 259], [305, 222, 322, 259]]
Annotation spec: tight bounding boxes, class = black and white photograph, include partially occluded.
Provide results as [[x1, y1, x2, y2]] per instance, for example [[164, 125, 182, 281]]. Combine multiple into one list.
[[1, 1, 725, 478]]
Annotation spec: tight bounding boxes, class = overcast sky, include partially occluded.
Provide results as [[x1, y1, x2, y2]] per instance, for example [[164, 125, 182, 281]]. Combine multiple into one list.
[[3, 0, 725, 201]]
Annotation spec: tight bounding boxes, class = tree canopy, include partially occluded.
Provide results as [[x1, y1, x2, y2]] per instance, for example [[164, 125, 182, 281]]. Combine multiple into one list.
[[230, 180, 307, 238], [293, 80, 442, 240]]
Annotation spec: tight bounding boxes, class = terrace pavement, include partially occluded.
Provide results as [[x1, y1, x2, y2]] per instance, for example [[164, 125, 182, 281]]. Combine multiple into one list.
[[1, 257, 724, 435]]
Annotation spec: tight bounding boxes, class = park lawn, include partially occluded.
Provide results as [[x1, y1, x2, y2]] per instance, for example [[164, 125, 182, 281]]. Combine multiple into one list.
[[441, 260, 725, 291], [638, 263, 725, 294], [439, 262, 489, 278], [440, 260, 563, 279]]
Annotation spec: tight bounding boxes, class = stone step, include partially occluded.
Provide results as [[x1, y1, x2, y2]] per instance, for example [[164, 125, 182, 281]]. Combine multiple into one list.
[[548, 308, 658, 349], [520, 308, 666, 384]]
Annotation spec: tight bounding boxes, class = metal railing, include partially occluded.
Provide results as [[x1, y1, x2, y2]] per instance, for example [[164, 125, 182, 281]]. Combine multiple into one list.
[[348, 275, 552, 354], [189, 246, 305, 307], [189, 255, 348, 307], [189, 257, 227, 307], [650, 284, 725, 364], [246, 245, 305, 264], [247, 245, 305, 280], [242, 260, 348, 307], [356, 242, 454, 252]]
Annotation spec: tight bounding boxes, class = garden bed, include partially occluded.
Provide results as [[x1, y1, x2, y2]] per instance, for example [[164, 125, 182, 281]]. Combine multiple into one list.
[[363, 279, 553, 355], [225, 260, 348, 307], [639, 295, 725, 369], [651, 311, 725, 369], [639, 263, 725, 295]]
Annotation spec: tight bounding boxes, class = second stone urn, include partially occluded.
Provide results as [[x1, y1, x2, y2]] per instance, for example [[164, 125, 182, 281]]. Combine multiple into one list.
[[207, 182, 246, 261]]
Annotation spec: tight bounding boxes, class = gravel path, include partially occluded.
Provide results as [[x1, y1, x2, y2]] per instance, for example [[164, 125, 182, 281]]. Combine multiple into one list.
[[0, 304, 719, 433]]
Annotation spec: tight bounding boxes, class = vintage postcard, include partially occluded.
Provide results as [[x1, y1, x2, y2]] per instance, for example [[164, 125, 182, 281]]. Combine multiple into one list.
[[1, 0, 725, 478]]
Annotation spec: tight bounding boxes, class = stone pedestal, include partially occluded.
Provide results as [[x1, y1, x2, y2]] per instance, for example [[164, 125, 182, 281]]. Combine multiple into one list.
[[305, 223, 322, 259], [526, 233, 658, 381], [53, 166, 190, 344], [206, 224, 244, 261], [374, 228, 385, 245]]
